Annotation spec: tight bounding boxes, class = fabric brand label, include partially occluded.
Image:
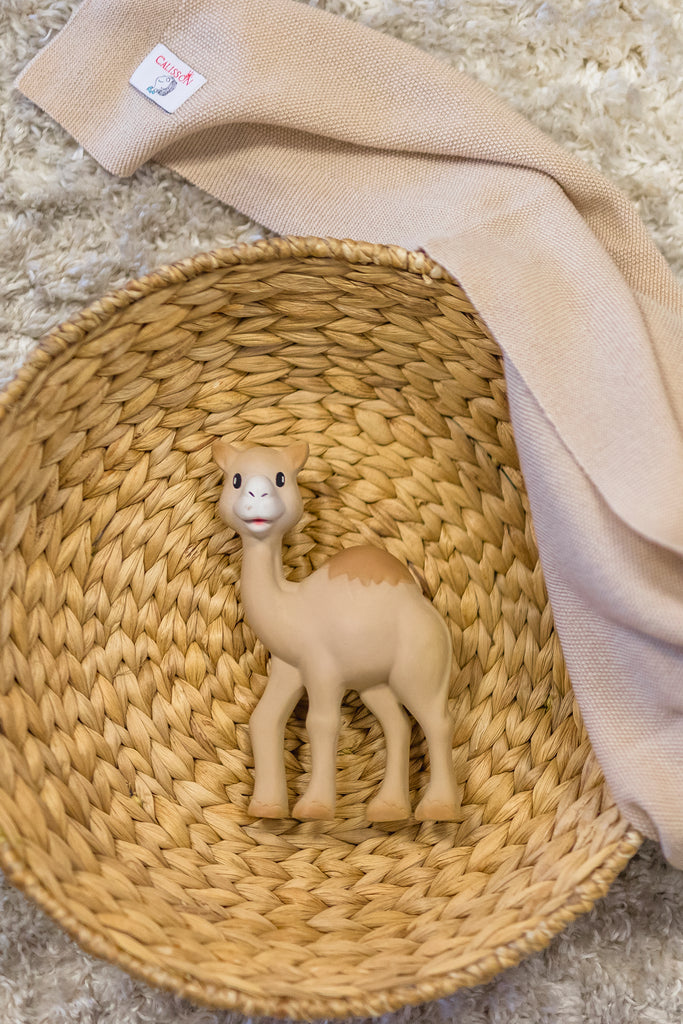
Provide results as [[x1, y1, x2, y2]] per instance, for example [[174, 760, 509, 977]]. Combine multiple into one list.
[[129, 44, 206, 113]]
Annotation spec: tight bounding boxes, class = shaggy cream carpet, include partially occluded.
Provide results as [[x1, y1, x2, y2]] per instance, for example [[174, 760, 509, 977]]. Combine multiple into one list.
[[2, 0, 683, 1021]]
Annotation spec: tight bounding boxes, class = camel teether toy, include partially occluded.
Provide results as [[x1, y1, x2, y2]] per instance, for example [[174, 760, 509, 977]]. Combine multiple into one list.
[[213, 441, 459, 822]]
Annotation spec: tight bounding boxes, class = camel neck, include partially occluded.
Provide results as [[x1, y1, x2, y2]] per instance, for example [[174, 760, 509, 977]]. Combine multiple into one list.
[[239, 535, 298, 660]]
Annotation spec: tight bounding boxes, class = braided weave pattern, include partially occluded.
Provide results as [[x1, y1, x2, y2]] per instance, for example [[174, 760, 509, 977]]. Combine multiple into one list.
[[0, 237, 640, 1018]]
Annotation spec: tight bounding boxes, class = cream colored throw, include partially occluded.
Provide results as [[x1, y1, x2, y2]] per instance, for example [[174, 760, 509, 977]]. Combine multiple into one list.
[[16, 0, 683, 865]]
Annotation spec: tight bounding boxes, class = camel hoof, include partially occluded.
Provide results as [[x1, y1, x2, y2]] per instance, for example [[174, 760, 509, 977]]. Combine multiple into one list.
[[248, 798, 289, 819], [414, 795, 459, 822], [291, 797, 335, 820], [366, 795, 411, 822]]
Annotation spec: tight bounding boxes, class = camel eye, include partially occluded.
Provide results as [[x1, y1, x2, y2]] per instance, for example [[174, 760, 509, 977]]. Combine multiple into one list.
[[232, 473, 242, 489], [275, 472, 286, 488]]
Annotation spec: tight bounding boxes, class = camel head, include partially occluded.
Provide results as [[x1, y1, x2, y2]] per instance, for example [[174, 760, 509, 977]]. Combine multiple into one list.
[[213, 441, 309, 541]]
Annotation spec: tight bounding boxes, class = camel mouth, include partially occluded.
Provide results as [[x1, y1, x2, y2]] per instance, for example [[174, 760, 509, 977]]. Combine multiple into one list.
[[242, 516, 275, 529]]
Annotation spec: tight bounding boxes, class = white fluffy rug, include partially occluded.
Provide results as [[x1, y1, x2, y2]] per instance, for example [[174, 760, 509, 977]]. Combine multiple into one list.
[[2, 0, 683, 1021]]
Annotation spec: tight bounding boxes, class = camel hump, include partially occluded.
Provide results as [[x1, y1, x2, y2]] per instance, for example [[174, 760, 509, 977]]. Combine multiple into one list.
[[326, 546, 417, 587]]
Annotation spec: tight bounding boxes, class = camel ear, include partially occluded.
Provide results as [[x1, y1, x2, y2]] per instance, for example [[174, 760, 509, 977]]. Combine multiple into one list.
[[213, 439, 238, 473], [285, 442, 309, 474]]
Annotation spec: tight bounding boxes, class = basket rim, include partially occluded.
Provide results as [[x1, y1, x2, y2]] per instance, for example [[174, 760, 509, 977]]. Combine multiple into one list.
[[0, 235, 451, 422], [0, 234, 643, 1019], [0, 829, 643, 1018]]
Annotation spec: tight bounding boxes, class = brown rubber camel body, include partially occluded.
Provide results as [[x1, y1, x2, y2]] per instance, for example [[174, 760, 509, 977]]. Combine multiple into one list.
[[214, 441, 458, 821]]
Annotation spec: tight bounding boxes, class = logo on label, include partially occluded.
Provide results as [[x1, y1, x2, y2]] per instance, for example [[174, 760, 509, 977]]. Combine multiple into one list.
[[148, 74, 177, 97], [130, 45, 206, 113]]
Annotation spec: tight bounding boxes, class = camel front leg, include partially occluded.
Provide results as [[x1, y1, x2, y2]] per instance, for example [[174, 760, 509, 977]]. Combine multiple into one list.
[[292, 675, 344, 820], [248, 658, 304, 818]]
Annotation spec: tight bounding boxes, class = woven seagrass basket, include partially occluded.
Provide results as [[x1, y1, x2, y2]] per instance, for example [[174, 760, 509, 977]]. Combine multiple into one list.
[[0, 236, 640, 1019]]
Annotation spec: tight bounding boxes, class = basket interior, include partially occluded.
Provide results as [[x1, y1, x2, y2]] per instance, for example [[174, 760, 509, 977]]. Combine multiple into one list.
[[0, 239, 639, 1018]]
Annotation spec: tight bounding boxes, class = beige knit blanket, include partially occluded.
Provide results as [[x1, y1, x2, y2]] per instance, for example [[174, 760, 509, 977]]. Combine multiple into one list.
[[16, 0, 683, 865]]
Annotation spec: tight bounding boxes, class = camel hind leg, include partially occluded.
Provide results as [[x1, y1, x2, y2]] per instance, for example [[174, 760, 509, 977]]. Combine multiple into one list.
[[360, 684, 412, 821], [411, 693, 459, 821], [390, 619, 459, 821]]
